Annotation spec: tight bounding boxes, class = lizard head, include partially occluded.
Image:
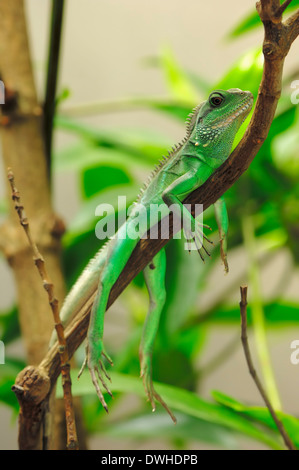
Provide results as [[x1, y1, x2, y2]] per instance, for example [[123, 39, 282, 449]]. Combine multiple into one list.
[[187, 88, 253, 157]]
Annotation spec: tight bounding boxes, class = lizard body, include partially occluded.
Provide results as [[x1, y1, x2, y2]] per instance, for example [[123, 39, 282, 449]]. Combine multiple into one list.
[[50, 88, 253, 421]]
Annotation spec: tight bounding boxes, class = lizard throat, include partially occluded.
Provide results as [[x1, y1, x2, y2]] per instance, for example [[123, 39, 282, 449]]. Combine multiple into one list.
[[194, 96, 252, 147]]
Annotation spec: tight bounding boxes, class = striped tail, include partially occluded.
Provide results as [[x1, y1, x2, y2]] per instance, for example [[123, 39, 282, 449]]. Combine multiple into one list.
[[48, 241, 109, 347]]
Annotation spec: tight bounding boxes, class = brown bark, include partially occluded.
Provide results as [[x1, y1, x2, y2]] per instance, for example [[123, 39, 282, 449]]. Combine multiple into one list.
[[0, 0, 65, 364], [0, 0, 86, 450]]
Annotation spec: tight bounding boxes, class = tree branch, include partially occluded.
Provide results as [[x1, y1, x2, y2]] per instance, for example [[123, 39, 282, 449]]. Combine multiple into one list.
[[239, 286, 295, 450], [0, 0, 87, 450], [8, 169, 79, 450], [275, 0, 293, 19], [12, 0, 299, 427], [285, 8, 299, 44]]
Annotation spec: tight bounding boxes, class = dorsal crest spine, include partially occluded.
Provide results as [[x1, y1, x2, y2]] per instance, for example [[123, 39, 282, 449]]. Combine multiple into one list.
[[136, 101, 204, 202], [185, 102, 204, 138]]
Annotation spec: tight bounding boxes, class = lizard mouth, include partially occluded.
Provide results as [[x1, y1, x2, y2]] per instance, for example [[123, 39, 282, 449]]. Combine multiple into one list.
[[211, 94, 253, 130]]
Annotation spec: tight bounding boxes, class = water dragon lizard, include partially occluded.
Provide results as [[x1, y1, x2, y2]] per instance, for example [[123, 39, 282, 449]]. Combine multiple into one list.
[[50, 88, 253, 422]]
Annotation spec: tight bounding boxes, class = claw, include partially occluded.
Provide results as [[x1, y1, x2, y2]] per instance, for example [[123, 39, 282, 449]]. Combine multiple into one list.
[[201, 243, 211, 257], [78, 355, 87, 379], [80, 341, 114, 413], [140, 357, 177, 424], [102, 353, 114, 366], [95, 365, 113, 397], [201, 223, 212, 230], [203, 234, 214, 245], [186, 238, 193, 253], [102, 348, 114, 366], [90, 367, 109, 413], [151, 388, 177, 424], [194, 236, 205, 261], [99, 361, 112, 383], [196, 223, 214, 246], [197, 247, 205, 262]]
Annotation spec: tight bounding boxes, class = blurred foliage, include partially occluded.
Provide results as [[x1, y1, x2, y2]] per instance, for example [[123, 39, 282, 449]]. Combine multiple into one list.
[[228, 0, 299, 38], [1, 5, 299, 450]]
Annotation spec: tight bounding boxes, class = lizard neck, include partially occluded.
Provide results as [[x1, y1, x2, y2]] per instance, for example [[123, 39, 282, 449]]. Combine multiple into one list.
[[182, 122, 237, 167], [180, 138, 232, 168]]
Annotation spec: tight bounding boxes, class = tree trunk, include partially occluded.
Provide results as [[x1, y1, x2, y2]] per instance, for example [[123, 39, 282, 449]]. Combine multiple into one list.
[[0, 0, 85, 449]]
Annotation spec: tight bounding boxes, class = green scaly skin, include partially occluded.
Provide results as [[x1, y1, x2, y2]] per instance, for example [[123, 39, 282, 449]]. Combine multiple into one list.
[[51, 88, 253, 422]]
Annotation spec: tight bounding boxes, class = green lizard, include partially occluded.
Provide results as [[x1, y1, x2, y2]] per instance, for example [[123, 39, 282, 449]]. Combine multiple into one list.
[[50, 88, 253, 422]]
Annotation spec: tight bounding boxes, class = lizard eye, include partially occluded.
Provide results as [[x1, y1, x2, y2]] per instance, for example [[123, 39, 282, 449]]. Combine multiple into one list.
[[210, 94, 224, 107]]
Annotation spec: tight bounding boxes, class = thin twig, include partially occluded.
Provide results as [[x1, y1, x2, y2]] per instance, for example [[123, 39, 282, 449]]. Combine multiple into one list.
[[239, 285, 296, 451], [275, 0, 293, 18], [242, 215, 281, 410], [7, 168, 79, 450]]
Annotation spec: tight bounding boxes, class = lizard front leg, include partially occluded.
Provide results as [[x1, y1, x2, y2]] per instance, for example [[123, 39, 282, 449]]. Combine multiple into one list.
[[140, 248, 176, 423], [79, 221, 140, 412], [162, 168, 212, 261]]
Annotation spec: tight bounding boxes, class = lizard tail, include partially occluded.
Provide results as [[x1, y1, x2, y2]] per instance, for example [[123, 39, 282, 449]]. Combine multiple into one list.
[[48, 240, 109, 348]]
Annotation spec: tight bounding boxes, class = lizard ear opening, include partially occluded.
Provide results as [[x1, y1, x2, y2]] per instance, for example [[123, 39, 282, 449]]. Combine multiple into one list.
[[185, 102, 204, 138]]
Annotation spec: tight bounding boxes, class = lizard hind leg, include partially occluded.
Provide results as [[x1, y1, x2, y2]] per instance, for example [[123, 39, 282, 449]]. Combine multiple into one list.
[[140, 248, 177, 424]]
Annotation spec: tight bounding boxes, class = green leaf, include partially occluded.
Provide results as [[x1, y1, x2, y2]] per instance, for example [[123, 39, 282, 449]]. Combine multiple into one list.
[[54, 142, 151, 173], [201, 300, 299, 324], [269, 105, 297, 139], [152, 348, 196, 392], [215, 48, 263, 97], [57, 371, 283, 449], [104, 411, 238, 448], [144, 101, 193, 121], [160, 46, 199, 104], [227, 9, 261, 38], [213, 391, 299, 448], [55, 87, 71, 107], [212, 48, 263, 151], [59, 95, 196, 123], [0, 306, 20, 344], [0, 357, 25, 411], [164, 238, 208, 335], [62, 229, 104, 288], [228, 1, 299, 39], [82, 165, 132, 199], [65, 184, 138, 236], [55, 116, 173, 163], [272, 111, 299, 178]]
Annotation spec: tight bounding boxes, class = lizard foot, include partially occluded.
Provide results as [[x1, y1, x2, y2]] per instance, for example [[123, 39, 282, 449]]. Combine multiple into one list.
[[184, 221, 213, 261], [78, 341, 114, 413], [140, 354, 177, 424]]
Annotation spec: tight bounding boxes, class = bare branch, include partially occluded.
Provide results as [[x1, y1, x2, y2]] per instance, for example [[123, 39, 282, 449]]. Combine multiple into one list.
[[8, 169, 79, 450], [275, 0, 293, 18], [239, 286, 295, 451], [284, 8, 299, 45]]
